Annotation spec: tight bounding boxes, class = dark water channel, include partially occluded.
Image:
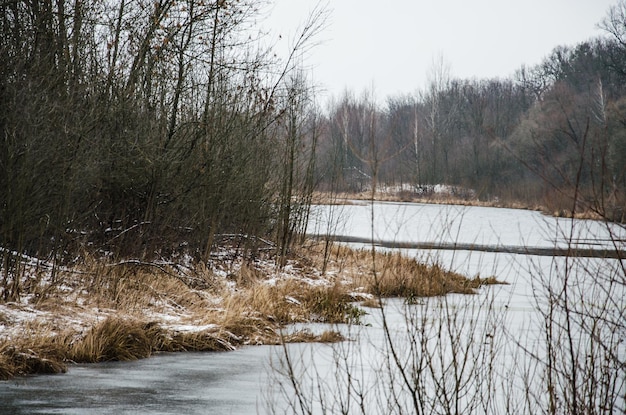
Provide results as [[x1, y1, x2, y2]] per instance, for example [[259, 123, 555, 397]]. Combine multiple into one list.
[[0, 347, 272, 414]]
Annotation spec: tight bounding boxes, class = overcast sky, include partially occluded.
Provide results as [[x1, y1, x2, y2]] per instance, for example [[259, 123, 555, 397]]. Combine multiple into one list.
[[264, 0, 617, 103]]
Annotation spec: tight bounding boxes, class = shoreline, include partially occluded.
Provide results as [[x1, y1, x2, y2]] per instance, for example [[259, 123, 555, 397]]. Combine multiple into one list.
[[4, 196, 616, 380], [311, 190, 612, 222], [0, 241, 497, 379]]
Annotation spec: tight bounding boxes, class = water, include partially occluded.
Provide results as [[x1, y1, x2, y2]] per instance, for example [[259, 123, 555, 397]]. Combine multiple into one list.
[[308, 200, 626, 249], [2, 201, 624, 414], [0, 348, 272, 415], [307, 201, 626, 413]]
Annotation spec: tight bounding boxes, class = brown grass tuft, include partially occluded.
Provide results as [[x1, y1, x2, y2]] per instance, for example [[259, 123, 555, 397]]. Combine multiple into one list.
[[67, 318, 159, 362], [0, 337, 68, 379], [283, 329, 345, 343], [299, 283, 365, 324], [0, 345, 67, 378], [215, 281, 364, 345], [0, 352, 14, 379], [365, 254, 479, 298], [165, 331, 238, 352], [360, 296, 382, 308], [305, 242, 503, 299]]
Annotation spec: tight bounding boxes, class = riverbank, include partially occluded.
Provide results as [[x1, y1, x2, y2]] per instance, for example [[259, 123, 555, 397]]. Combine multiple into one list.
[[312, 189, 615, 222], [313, 189, 540, 210], [0, 241, 497, 379]]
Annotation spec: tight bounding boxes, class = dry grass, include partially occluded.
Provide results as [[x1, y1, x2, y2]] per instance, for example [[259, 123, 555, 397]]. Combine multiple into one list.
[[165, 331, 240, 352], [363, 253, 496, 298], [311, 190, 546, 213], [72, 259, 215, 315], [218, 278, 365, 333], [359, 296, 382, 308], [0, 239, 502, 379], [0, 340, 67, 378], [283, 329, 345, 343], [67, 318, 159, 363], [0, 317, 245, 379], [305, 243, 502, 300]]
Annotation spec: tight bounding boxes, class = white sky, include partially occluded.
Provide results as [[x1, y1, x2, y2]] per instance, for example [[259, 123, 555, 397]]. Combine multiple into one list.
[[263, 0, 617, 103]]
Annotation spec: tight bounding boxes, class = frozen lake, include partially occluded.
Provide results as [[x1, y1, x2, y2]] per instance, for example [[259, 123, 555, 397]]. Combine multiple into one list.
[[2, 201, 624, 414], [308, 200, 626, 250]]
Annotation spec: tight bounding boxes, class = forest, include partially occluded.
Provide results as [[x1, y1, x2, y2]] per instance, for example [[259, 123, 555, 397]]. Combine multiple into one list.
[[0, 0, 326, 286], [314, 27, 626, 220], [1, 0, 626, 293]]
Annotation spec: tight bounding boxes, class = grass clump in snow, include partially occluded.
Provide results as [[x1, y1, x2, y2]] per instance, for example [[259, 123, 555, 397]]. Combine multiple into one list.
[[282, 329, 345, 344], [362, 253, 497, 298], [306, 242, 502, 300], [218, 278, 365, 338], [67, 318, 160, 363], [0, 341, 67, 378]]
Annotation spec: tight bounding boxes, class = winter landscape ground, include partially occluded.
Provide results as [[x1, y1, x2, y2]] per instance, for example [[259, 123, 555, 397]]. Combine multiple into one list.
[[0, 212, 495, 380], [2, 199, 624, 414]]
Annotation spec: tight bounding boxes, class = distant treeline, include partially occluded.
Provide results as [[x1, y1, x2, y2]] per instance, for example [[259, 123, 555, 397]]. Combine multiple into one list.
[[312, 4, 626, 221]]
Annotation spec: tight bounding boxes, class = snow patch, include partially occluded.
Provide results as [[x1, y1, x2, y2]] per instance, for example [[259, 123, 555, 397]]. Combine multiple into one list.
[[166, 323, 219, 333]]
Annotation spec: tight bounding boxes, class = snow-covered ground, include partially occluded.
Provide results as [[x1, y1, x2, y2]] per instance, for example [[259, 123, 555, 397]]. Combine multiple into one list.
[[0, 245, 331, 345]]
